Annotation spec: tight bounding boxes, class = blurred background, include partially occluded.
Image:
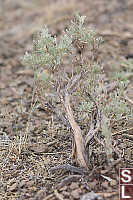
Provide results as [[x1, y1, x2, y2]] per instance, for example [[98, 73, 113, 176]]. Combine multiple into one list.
[[0, 0, 133, 68], [0, 0, 133, 59]]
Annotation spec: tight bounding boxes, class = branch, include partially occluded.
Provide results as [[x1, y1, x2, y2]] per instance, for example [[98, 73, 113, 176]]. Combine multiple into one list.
[[64, 92, 88, 168]]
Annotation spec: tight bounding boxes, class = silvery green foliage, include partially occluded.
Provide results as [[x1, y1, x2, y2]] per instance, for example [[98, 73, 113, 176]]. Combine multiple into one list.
[[67, 13, 103, 49], [58, 34, 73, 55], [112, 71, 132, 81], [104, 81, 131, 120], [23, 13, 103, 71], [105, 94, 130, 120], [23, 26, 72, 69], [80, 100, 94, 112]]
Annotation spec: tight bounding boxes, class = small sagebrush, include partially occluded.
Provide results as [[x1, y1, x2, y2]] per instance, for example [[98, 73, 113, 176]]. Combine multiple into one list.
[[23, 13, 132, 167]]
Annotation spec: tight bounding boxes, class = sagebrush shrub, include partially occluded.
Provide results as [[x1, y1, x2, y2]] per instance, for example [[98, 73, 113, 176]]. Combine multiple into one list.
[[23, 13, 132, 166]]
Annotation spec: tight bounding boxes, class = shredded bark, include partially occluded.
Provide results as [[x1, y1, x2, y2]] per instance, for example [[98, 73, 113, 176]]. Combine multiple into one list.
[[64, 92, 88, 168]]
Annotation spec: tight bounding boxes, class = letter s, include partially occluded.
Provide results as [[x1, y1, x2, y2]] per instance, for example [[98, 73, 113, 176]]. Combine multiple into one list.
[[121, 170, 131, 183]]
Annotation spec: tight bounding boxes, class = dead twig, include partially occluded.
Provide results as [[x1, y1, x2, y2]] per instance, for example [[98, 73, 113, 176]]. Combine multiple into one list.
[[112, 127, 133, 135], [49, 164, 88, 175], [84, 92, 101, 147], [85, 108, 101, 147]]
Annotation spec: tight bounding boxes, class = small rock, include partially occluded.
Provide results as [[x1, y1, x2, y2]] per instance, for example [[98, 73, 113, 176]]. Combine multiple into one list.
[[71, 188, 82, 199], [80, 192, 103, 200], [110, 179, 117, 186], [70, 182, 79, 190]]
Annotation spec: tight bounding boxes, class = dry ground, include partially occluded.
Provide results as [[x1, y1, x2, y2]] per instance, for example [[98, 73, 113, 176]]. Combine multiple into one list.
[[0, 1, 133, 199]]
